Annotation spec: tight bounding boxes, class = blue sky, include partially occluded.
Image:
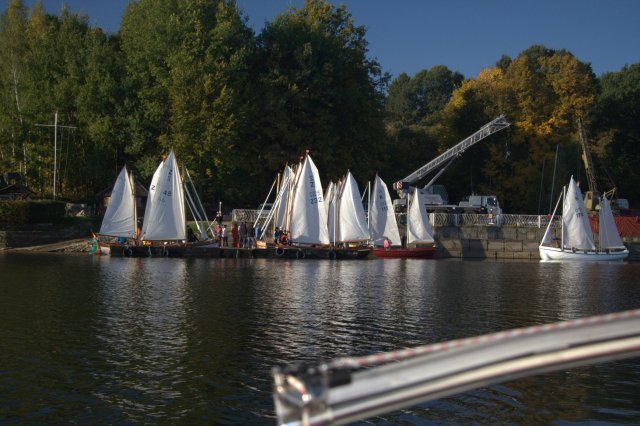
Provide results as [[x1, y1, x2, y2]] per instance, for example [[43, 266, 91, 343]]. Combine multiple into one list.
[[8, 0, 640, 78]]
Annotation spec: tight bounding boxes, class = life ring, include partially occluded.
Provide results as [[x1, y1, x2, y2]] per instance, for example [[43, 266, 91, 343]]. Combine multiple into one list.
[[124, 246, 133, 257], [296, 249, 306, 259], [275, 247, 285, 257], [328, 249, 336, 260]]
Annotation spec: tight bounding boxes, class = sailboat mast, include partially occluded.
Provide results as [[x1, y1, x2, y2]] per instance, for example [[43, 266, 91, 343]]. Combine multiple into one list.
[[367, 180, 371, 229], [561, 185, 566, 251], [130, 167, 137, 240]]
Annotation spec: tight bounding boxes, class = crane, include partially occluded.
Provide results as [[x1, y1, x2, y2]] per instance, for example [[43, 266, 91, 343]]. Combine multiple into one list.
[[577, 118, 618, 212], [393, 115, 511, 198]]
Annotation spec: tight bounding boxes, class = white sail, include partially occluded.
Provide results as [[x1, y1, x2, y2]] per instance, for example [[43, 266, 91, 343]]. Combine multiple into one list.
[[141, 150, 186, 241], [275, 166, 293, 230], [337, 171, 370, 242], [99, 166, 137, 238], [325, 181, 337, 243], [599, 195, 625, 250], [369, 175, 401, 246], [541, 192, 562, 246], [562, 176, 595, 251], [290, 155, 329, 245], [407, 187, 435, 245], [324, 181, 336, 216]]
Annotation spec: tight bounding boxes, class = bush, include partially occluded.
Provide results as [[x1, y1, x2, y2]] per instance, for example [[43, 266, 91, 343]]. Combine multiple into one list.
[[0, 201, 28, 224], [0, 200, 66, 224]]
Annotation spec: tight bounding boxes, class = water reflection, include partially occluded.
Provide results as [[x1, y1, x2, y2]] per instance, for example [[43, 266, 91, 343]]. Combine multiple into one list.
[[1, 254, 638, 424], [92, 257, 190, 421]]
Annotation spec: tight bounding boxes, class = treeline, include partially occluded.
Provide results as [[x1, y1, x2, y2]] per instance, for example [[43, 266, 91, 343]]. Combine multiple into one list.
[[1, 0, 638, 213]]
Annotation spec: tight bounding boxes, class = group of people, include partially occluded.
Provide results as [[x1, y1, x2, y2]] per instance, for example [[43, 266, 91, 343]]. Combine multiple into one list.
[[187, 220, 287, 248], [273, 227, 289, 245], [206, 221, 262, 248]]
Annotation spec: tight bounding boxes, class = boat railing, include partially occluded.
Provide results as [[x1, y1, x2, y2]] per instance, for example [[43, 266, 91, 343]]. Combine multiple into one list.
[[424, 213, 560, 228], [232, 208, 271, 224], [236, 209, 559, 229], [272, 309, 640, 426]]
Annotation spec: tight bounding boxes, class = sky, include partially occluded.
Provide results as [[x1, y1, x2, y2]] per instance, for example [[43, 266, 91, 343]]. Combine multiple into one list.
[[7, 0, 640, 79]]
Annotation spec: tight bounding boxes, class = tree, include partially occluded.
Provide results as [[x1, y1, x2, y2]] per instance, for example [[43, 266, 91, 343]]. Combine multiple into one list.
[[119, 0, 180, 177], [383, 66, 464, 186], [439, 46, 597, 212], [167, 0, 257, 204], [386, 65, 464, 126], [592, 63, 640, 205], [0, 0, 28, 175], [256, 0, 387, 188]]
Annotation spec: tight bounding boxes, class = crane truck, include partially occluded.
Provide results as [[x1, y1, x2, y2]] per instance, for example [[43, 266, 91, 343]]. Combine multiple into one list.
[[392, 115, 511, 215], [577, 118, 629, 214]]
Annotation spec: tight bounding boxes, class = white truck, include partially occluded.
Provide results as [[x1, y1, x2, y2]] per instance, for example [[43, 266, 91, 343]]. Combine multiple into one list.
[[393, 190, 503, 215], [392, 115, 510, 214]]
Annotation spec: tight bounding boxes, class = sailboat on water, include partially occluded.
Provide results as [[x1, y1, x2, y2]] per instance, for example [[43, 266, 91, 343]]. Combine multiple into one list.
[[95, 165, 138, 255], [370, 176, 436, 259], [257, 153, 370, 259], [101, 150, 214, 257], [326, 171, 372, 258], [539, 175, 628, 261]]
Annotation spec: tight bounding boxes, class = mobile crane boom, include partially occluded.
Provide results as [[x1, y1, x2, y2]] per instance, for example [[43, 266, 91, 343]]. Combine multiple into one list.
[[577, 117, 600, 196], [393, 115, 510, 197]]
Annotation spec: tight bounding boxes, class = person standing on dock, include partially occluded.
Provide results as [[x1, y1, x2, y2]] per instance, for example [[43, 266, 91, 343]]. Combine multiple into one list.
[[232, 223, 239, 247], [239, 223, 246, 248], [222, 225, 228, 246], [216, 223, 223, 244], [246, 222, 254, 248]]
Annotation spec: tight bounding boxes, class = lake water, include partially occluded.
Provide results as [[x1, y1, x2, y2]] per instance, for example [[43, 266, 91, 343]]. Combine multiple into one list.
[[1, 253, 639, 424]]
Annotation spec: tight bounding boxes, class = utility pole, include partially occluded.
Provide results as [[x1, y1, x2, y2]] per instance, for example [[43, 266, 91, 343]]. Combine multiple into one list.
[[35, 112, 76, 200]]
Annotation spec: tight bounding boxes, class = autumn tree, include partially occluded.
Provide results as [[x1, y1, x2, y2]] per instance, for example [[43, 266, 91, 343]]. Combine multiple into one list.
[[439, 46, 597, 212]]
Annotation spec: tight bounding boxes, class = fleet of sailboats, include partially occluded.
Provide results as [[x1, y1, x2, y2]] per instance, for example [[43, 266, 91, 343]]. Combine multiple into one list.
[[370, 177, 436, 258], [97, 150, 629, 261], [539, 176, 628, 261], [96, 150, 214, 257]]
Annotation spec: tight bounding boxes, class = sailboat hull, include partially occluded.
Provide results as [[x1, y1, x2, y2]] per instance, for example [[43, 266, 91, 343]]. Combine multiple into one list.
[[254, 244, 371, 259], [373, 246, 437, 259], [539, 245, 628, 261]]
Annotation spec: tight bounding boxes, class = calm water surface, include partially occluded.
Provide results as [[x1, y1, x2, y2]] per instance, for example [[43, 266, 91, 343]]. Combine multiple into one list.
[[1, 254, 639, 424]]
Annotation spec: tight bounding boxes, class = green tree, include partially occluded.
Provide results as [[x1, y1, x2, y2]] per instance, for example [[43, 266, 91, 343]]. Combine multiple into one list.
[[592, 63, 640, 206], [167, 0, 256, 204], [386, 65, 464, 126], [119, 0, 180, 177], [0, 0, 28, 175], [256, 0, 387, 188], [383, 66, 464, 188]]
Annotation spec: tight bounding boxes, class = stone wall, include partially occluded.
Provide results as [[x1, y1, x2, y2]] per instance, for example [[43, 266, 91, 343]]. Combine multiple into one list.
[[0, 222, 94, 249], [433, 226, 640, 260]]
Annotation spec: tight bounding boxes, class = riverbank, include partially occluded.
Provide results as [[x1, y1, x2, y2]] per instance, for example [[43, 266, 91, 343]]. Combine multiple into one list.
[[4, 230, 639, 261]]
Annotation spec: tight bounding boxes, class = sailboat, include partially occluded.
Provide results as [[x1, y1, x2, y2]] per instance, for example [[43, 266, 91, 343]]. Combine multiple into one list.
[[259, 154, 370, 259], [327, 171, 372, 258], [95, 165, 138, 255], [370, 176, 437, 259], [108, 150, 215, 257], [539, 175, 628, 261]]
